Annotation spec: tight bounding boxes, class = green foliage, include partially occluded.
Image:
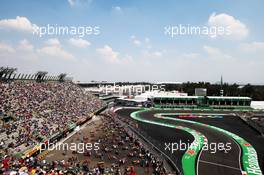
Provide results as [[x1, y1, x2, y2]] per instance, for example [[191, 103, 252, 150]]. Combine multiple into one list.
[[165, 82, 264, 100]]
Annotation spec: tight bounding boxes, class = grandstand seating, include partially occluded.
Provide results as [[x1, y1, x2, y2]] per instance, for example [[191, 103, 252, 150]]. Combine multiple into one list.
[[0, 81, 105, 154]]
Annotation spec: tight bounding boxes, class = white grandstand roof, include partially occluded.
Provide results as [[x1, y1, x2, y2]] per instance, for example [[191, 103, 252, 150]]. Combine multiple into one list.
[[251, 101, 264, 109], [153, 95, 251, 99], [207, 96, 251, 100], [145, 90, 188, 98], [153, 96, 198, 98]]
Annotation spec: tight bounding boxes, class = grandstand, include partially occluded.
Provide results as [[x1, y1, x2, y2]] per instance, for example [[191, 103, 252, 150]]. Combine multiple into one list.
[[112, 89, 252, 110], [0, 66, 71, 82], [152, 96, 252, 110], [0, 67, 105, 158], [0, 68, 168, 174]]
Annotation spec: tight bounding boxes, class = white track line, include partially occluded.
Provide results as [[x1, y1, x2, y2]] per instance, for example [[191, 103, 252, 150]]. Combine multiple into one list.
[[196, 145, 204, 175], [233, 137, 243, 172], [199, 160, 241, 171], [196, 136, 243, 174], [197, 141, 242, 174]]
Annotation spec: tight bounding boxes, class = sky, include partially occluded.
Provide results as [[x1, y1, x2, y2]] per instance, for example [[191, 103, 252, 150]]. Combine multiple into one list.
[[0, 0, 264, 84]]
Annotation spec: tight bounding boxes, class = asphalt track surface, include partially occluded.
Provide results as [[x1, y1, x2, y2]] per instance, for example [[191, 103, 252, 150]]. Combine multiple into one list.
[[116, 108, 264, 175], [116, 108, 194, 172], [170, 110, 264, 172]]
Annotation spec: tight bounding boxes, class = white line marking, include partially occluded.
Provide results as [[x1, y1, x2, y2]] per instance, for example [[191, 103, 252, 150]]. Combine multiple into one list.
[[199, 160, 241, 171], [232, 137, 243, 172], [196, 145, 204, 175]]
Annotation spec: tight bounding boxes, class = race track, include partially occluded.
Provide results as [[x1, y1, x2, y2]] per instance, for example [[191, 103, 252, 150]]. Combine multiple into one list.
[[116, 108, 263, 175]]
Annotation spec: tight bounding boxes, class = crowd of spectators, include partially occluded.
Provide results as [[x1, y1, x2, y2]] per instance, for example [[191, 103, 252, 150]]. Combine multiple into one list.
[[0, 81, 105, 154], [95, 113, 166, 174], [0, 80, 169, 174], [0, 112, 167, 175]]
